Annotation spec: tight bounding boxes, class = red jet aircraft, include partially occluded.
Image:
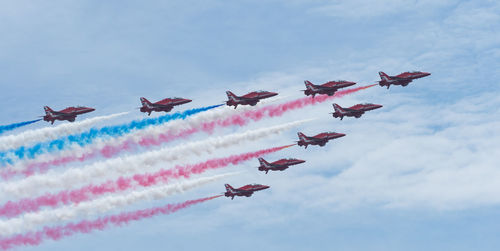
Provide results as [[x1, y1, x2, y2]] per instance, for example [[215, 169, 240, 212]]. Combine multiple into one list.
[[303, 80, 356, 98], [378, 71, 430, 89], [332, 103, 383, 120], [139, 97, 192, 115], [224, 183, 270, 200], [257, 157, 305, 174], [297, 132, 345, 148], [43, 106, 95, 124], [225, 90, 278, 109]]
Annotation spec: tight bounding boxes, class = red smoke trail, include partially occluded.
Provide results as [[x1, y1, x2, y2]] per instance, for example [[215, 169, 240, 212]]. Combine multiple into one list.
[[206, 84, 377, 130], [0, 195, 221, 250], [137, 85, 375, 145], [0, 145, 293, 218], [4, 85, 374, 179], [0, 151, 99, 180]]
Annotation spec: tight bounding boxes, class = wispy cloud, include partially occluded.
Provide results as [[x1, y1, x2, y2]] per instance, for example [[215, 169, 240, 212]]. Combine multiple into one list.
[[233, 91, 500, 213]]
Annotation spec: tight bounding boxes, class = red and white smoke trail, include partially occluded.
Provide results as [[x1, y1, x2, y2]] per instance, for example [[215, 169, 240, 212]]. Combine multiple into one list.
[[0, 120, 307, 199], [3, 85, 372, 179], [117, 85, 375, 146], [0, 173, 236, 235], [0, 195, 221, 250], [202, 84, 376, 130], [0, 145, 292, 218], [1, 105, 267, 179]]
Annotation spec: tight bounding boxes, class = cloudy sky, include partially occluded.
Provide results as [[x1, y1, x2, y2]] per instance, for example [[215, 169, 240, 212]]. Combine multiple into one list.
[[1, 0, 500, 250]]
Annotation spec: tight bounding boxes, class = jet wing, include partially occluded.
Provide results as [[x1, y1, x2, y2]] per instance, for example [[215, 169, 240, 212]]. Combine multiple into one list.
[[234, 188, 249, 193], [240, 96, 262, 102], [271, 160, 292, 168], [392, 76, 412, 81], [236, 190, 253, 196], [314, 85, 337, 91], [342, 107, 359, 112], [268, 164, 285, 169], [52, 111, 68, 116], [310, 137, 325, 143], [151, 103, 173, 108], [54, 111, 79, 117]]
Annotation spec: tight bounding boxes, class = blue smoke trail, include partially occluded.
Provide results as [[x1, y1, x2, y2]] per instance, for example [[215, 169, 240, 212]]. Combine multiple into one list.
[[0, 105, 222, 165], [0, 119, 41, 135]]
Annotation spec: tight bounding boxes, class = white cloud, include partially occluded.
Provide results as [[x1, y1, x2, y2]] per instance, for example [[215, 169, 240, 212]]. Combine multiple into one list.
[[153, 89, 495, 239], [261, 91, 500, 211]]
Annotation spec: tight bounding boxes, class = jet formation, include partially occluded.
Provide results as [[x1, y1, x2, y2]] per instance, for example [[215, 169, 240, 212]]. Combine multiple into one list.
[[38, 70, 428, 125], [220, 71, 428, 199], [34, 71, 429, 201]]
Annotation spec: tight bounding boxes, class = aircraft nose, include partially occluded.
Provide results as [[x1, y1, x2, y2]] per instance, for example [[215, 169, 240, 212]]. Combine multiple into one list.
[[262, 185, 270, 189], [88, 108, 96, 112], [374, 104, 383, 109], [422, 72, 431, 76], [297, 159, 306, 164], [338, 133, 346, 138], [268, 92, 278, 97], [183, 99, 192, 104]]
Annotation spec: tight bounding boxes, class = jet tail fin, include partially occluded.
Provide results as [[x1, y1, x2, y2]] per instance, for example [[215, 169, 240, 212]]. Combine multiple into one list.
[[225, 91, 239, 102], [304, 80, 314, 90], [379, 71, 391, 81], [297, 132, 307, 142], [224, 184, 235, 193], [332, 103, 345, 114], [258, 157, 270, 168], [140, 97, 153, 108], [43, 106, 54, 116], [141, 97, 153, 109]]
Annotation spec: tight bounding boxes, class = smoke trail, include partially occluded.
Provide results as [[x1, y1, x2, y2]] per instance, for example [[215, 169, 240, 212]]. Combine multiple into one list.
[[111, 85, 374, 146], [0, 112, 128, 152], [0, 105, 222, 164], [0, 195, 221, 250], [0, 119, 309, 198], [0, 145, 292, 217], [2, 106, 250, 178], [233, 84, 377, 124], [0, 173, 234, 235], [0, 119, 41, 135], [4, 85, 372, 178], [152, 85, 376, 141]]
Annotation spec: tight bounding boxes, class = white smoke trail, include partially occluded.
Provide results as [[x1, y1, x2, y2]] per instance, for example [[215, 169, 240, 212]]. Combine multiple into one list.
[[125, 95, 282, 140], [1, 119, 311, 198], [0, 172, 236, 236], [7, 99, 282, 172], [0, 112, 129, 151]]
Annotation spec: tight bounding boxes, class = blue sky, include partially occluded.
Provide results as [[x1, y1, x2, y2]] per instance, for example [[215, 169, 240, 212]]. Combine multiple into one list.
[[1, 0, 500, 250]]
